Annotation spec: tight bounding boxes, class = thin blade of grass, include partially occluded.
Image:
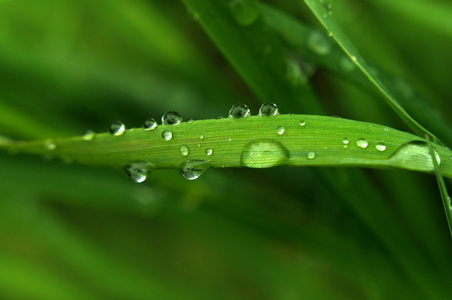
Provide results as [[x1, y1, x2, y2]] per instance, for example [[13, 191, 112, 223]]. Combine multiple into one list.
[[302, 0, 439, 142]]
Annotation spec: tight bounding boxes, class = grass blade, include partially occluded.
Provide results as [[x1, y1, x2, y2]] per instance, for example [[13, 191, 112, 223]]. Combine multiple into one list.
[[302, 0, 439, 141]]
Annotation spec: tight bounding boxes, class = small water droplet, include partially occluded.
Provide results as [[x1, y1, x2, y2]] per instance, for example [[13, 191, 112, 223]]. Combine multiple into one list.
[[109, 121, 125, 136], [343, 138, 349, 149], [205, 148, 213, 156], [307, 151, 316, 159], [307, 31, 332, 56], [299, 120, 306, 126], [82, 130, 95, 141], [241, 139, 289, 168], [351, 56, 357, 63], [44, 139, 57, 150], [162, 130, 173, 141], [277, 126, 285, 135], [162, 111, 182, 125], [326, 30, 333, 37], [259, 103, 279, 116], [200, 135, 204, 140], [124, 161, 152, 183], [229, 0, 259, 26], [356, 139, 368, 149], [143, 118, 157, 130], [285, 57, 313, 86], [180, 145, 189, 156], [376, 142, 386, 152], [179, 160, 211, 180], [229, 103, 250, 119]]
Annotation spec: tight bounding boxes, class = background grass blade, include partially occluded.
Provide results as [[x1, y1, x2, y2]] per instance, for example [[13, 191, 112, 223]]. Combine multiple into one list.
[[302, 0, 439, 141]]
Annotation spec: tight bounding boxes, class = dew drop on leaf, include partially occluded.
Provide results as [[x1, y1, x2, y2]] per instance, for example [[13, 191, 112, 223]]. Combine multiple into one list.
[[229, 103, 250, 119], [376, 142, 386, 152], [162, 130, 173, 141], [109, 121, 125, 136], [143, 118, 157, 130], [180, 145, 189, 156], [307, 151, 316, 160], [229, 0, 259, 26], [162, 111, 182, 125], [259, 103, 279, 116], [179, 160, 210, 180], [356, 139, 368, 149], [205, 148, 213, 156], [277, 126, 285, 135], [82, 130, 95, 141], [299, 120, 306, 126], [124, 161, 152, 183], [241, 139, 289, 168]]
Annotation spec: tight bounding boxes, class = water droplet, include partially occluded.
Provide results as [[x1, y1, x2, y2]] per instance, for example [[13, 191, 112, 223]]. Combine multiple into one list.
[[276, 126, 285, 135], [162, 111, 182, 125], [216, 115, 223, 119], [229, 103, 250, 119], [200, 135, 204, 140], [205, 148, 213, 156], [241, 139, 289, 168], [343, 138, 349, 148], [390, 141, 441, 172], [229, 0, 259, 26], [44, 139, 57, 150], [307, 151, 316, 159], [351, 56, 357, 63], [299, 120, 306, 126], [179, 160, 211, 180], [162, 130, 173, 141], [356, 139, 368, 149], [326, 30, 333, 37], [376, 142, 386, 152], [82, 130, 95, 141], [307, 31, 332, 56], [124, 161, 152, 183], [187, 119, 194, 123], [143, 118, 157, 130], [259, 103, 279, 116], [109, 121, 125, 136], [180, 145, 189, 156]]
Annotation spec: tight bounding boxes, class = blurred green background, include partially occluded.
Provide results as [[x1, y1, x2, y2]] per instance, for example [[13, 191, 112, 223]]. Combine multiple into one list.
[[1, 0, 452, 299]]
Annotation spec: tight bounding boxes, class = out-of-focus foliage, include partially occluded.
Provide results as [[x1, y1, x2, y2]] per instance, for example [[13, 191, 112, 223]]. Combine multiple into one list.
[[0, 0, 452, 299]]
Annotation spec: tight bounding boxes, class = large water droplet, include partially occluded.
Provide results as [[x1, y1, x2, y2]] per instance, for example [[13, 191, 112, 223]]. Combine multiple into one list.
[[205, 148, 213, 156], [307, 31, 332, 56], [299, 120, 306, 126], [229, 103, 250, 119], [259, 103, 279, 116], [143, 118, 157, 130], [229, 0, 259, 26], [110, 121, 125, 136], [179, 160, 211, 180], [180, 145, 189, 156], [124, 161, 152, 183], [162, 130, 173, 141], [82, 130, 95, 141], [356, 139, 368, 149], [376, 142, 386, 152], [241, 139, 289, 168], [276, 126, 285, 135], [307, 151, 316, 160], [162, 111, 182, 125], [390, 141, 441, 172]]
